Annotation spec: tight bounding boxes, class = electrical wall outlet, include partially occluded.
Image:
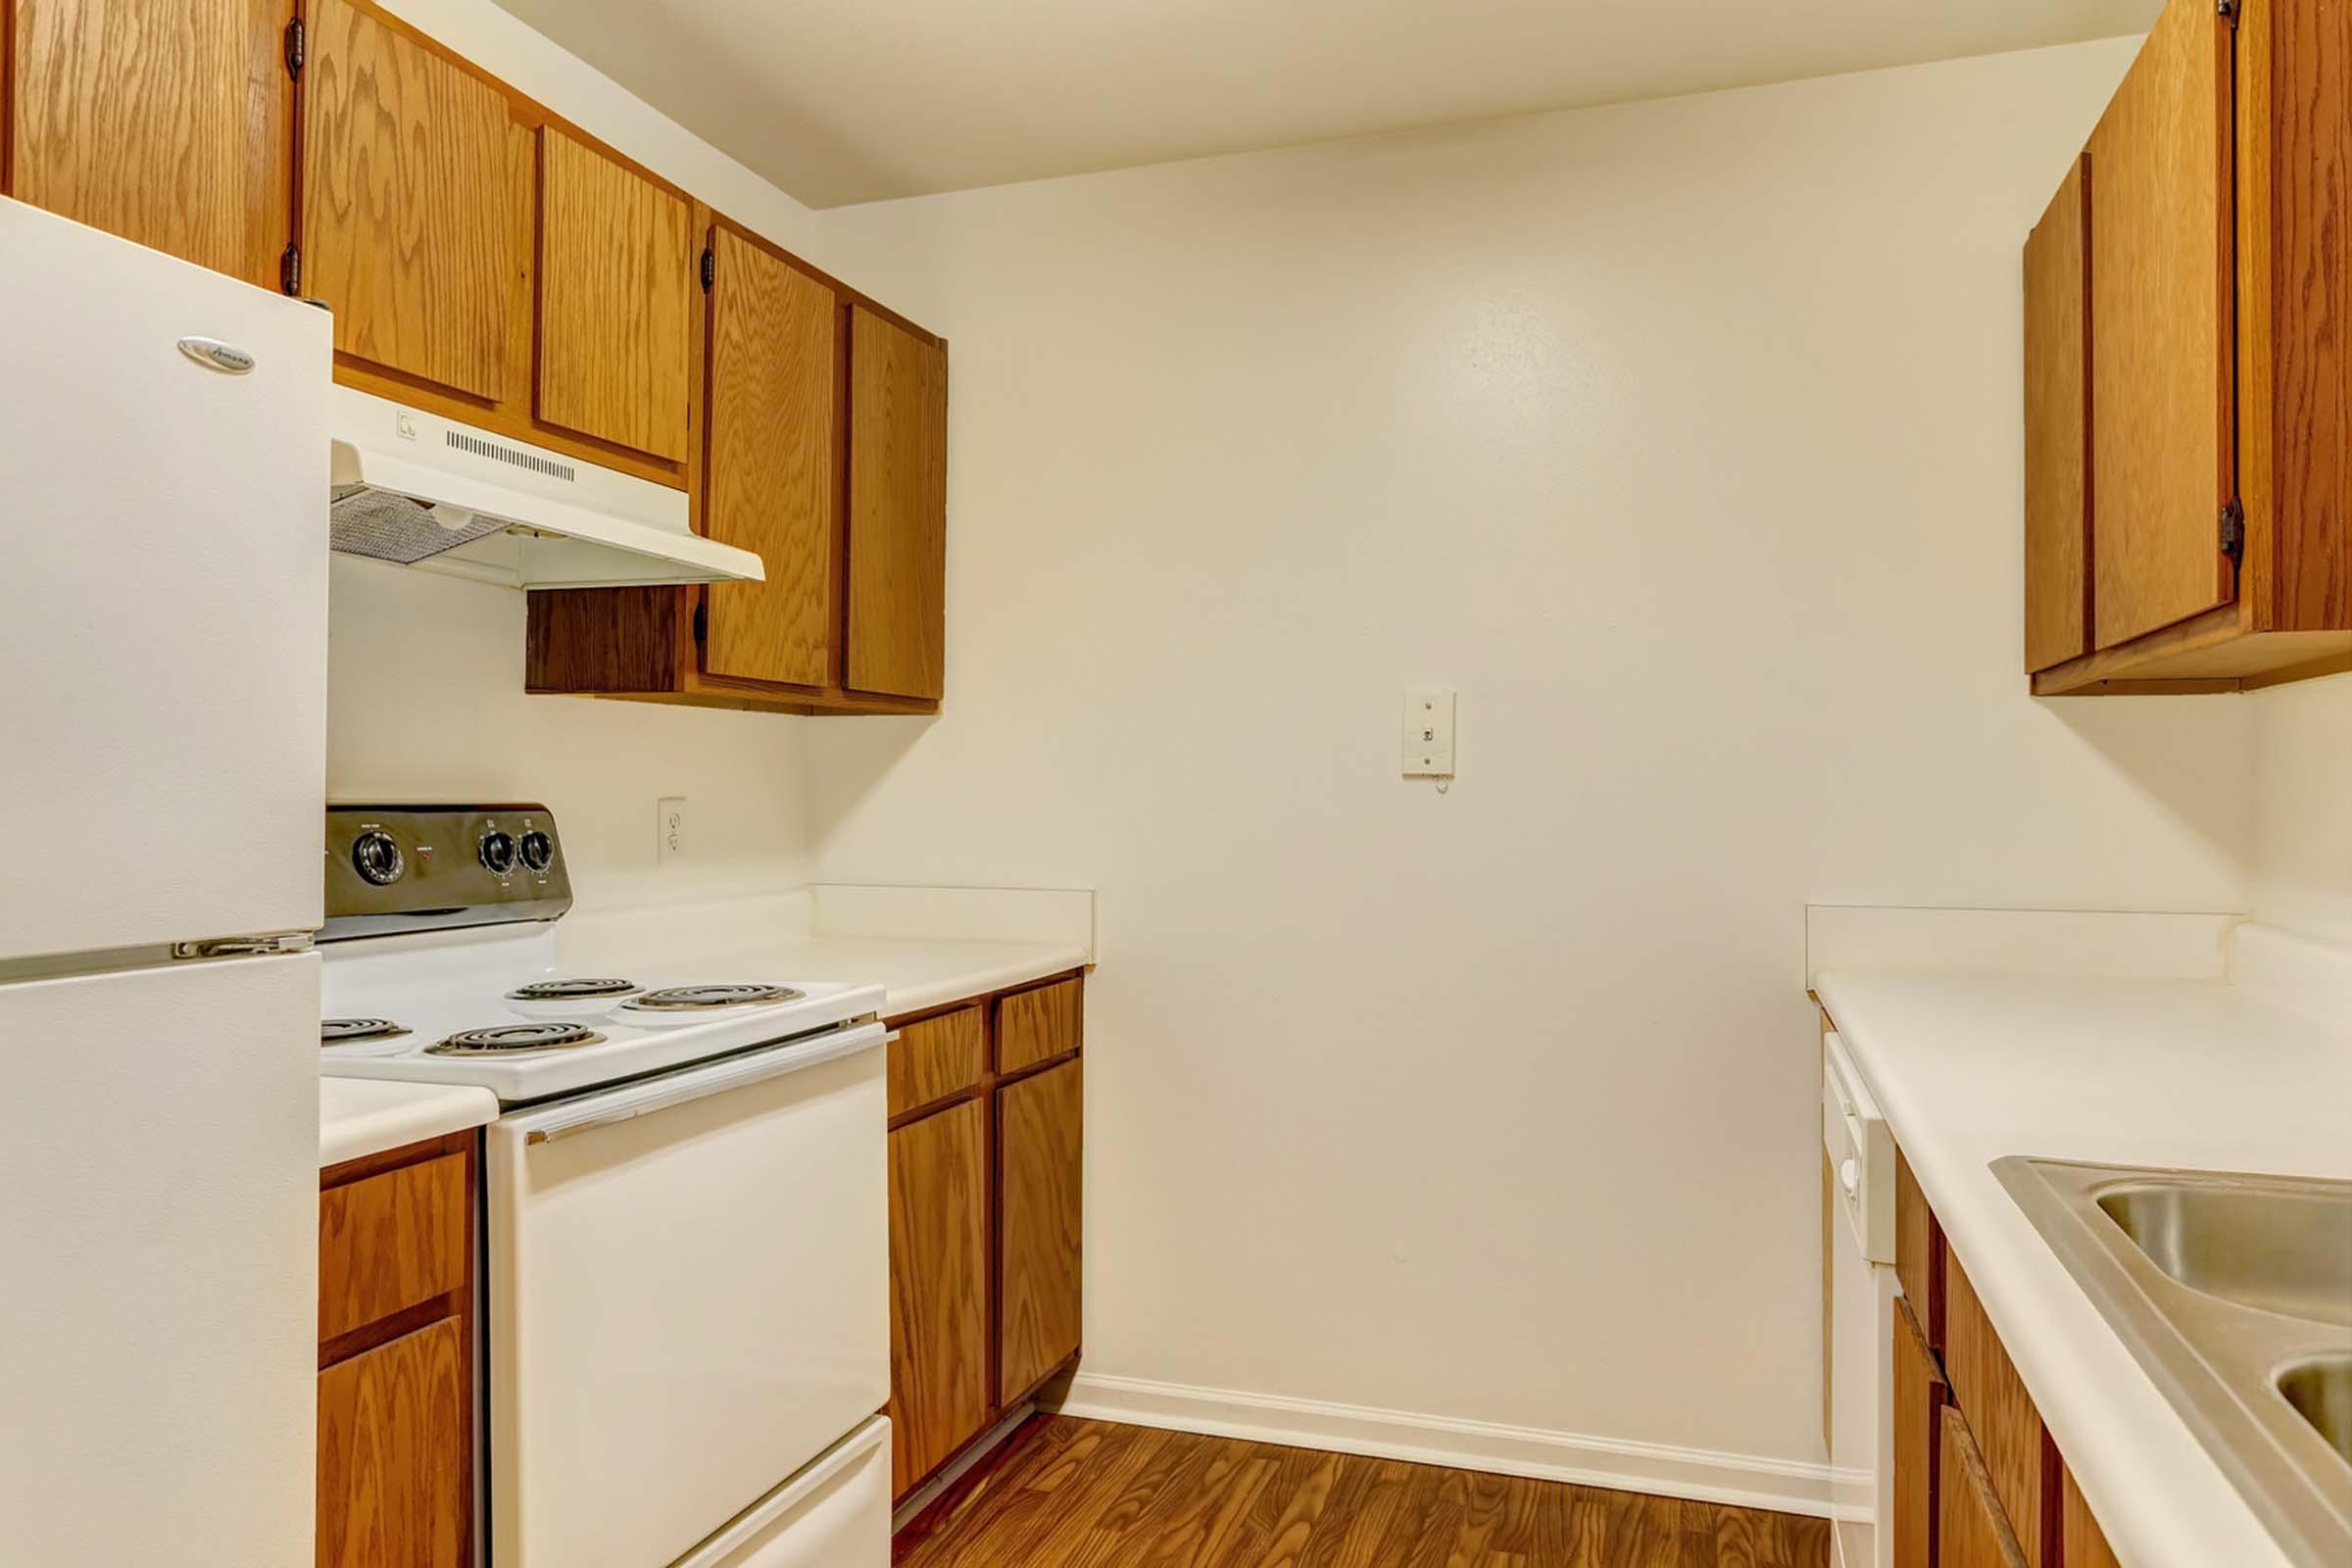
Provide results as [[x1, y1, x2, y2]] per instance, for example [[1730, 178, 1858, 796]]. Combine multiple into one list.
[[1402, 687, 1455, 777], [657, 796, 687, 863]]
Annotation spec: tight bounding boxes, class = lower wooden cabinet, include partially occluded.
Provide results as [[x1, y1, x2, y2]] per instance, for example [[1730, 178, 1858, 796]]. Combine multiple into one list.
[[1938, 1406, 2032, 1568], [1892, 1295, 1947, 1568], [2061, 1465, 2124, 1568], [1944, 1255, 2050, 1568], [884, 971, 1086, 1504], [998, 1056, 1084, 1404], [886, 1098, 989, 1498], [318, 1131, 476, 1567], [318, 1317, 469, 1568]]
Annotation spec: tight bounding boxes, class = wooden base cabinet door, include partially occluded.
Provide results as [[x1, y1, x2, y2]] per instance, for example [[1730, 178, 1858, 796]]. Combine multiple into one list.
[[998, 1058, 1082, 1405], [300, 0, 525, 405], [318, 1316, 468, 1568], [1939, 1408, 2031, 1568], [1892, 1296, 1948, 1568], [887, 1100, 989, 1500], [845, 305, 948, 701], [9, 0, 290, 287]]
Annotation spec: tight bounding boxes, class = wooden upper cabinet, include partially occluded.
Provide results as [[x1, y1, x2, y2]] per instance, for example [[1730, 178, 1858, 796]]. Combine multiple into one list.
[[2023, 156, 2091, 673], [301, 0, 524, 403], [703, 224, 843, 688], [535, 128, 696, 464], [846, 305, 950, 701], [998, 1056, 1082, 1405], [8, 0, 289, 287], [2084, 0, 2234, 651]]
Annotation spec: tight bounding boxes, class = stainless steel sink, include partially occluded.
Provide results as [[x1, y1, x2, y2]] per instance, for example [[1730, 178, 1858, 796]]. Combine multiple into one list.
[[1997, 1159, 2352, 1567]]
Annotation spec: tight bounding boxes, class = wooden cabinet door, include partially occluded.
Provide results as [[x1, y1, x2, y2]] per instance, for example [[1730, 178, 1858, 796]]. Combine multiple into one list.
[[998, 1057, 1082, 1405], [318, 1316, 468, 1568], [9, 0, 289, 287], [845, 305, 948, 700], [2023, 156, 2092, 673], [2060, 1465, 2123, 1568], [1939, 1407, 2031, 1568], [300, 0, 523, 403], [2087, 0, 2235, 649], [535, 127, 695, 463], [887, 1100, 988, 1499], [1892, 1295, 1948, 1568], [703, 223, 842, 687], [1946, 1254, 2050, 1567]]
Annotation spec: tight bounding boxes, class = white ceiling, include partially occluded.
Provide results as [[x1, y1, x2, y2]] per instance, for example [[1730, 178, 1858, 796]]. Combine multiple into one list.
[[489, 0, 2159, 209]]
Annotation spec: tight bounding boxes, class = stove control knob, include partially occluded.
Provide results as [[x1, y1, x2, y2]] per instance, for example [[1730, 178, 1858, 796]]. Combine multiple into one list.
[[352, 831, 405, 886], [478, 830, 517, 875], [517, 830, 554, 872]]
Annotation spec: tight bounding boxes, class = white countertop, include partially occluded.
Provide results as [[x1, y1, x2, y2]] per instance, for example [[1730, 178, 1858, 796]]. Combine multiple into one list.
[[682, 935, 1090, 1019], [318, 1076, 498, 1168], [1813, 965, 2352, 1568]]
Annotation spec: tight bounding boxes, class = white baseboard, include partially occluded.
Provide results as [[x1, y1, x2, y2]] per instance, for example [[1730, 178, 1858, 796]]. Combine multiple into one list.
[[1054, 1372, 1837, 1519]]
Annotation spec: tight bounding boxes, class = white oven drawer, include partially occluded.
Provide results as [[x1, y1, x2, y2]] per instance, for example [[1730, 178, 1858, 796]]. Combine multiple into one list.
[[676, 1417, 891, 1568], [486, 1023, 887, 1568]]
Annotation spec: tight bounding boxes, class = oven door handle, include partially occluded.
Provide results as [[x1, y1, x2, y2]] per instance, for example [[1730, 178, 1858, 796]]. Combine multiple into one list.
[[510, 1021, 888, 1145]]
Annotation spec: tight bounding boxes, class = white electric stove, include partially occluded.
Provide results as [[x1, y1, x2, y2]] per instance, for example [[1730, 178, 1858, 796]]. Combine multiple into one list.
[[318, 804, 892, 1568]]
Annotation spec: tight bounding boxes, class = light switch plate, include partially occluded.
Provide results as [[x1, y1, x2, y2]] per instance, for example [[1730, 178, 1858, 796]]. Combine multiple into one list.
[[657, 796, 687, 863], [1403, 687, 1455, 777]]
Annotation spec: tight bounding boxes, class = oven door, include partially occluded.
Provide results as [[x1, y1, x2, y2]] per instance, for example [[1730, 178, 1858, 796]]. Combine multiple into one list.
[[485, 1022, 887, 1568]]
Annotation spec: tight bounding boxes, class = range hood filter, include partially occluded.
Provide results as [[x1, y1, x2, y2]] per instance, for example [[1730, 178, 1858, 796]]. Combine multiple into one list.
[[328, 485, 511, 564]]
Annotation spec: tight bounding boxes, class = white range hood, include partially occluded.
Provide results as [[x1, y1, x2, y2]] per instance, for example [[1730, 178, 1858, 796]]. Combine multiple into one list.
[[327, 385, 762, 589]]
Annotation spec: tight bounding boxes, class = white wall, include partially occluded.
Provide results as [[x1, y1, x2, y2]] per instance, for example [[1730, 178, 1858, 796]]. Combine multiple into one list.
[[325, 558, 810, 909], [2249, 673, 2352, 948], [798, 40, 2258, 1472]]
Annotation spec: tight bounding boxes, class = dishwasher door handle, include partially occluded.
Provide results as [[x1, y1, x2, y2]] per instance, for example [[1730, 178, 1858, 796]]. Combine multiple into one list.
[[513, 1021, 885, 1145]]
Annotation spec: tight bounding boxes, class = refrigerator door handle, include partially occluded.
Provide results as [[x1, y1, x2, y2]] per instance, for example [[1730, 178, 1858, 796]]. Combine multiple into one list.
[[172, 931, 318, 959], [513, 1022, 886, 1145]]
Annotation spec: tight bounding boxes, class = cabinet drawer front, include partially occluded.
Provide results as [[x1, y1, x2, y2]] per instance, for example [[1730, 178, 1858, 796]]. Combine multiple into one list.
[[319, 1152, 467, 1343], [887, 1005, 984, 1119], [318, 1315, 469, 1568], [1939, 1407, 2031, 1568], [1946, 1253, 2050, 1568], [997, 976, 1082, 1076]]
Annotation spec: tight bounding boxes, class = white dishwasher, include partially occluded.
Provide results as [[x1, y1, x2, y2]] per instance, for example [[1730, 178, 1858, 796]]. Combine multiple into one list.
[[1823, 1027, 1898, 1568]]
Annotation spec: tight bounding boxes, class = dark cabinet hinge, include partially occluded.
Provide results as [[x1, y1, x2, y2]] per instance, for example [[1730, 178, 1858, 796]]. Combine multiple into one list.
[[2218, 0, 2238, 22], [700, 247, 714, 293], [692, 601, 708, 643], [279, 241, 302, 296], [283, 17, 305, 79], [2221, 499, 2246, 561]]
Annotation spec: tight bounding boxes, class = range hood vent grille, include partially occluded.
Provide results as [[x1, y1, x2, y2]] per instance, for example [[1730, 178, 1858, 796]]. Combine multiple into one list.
[[329, 485, 509, 565], [447, 428, 575, 484]]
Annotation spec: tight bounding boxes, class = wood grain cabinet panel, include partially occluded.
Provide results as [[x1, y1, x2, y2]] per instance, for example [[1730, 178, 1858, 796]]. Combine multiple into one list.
[[887, 1099, 989, 1500], [888, 1004, 984, 1120], [1939, 1407, 2031, 1568], [318, 1152, 466, 1343], [1895, 1148, 1942, 1350], [300, 0, 524, 403], [999, 1056, 1083, 1406], [997, 975, 1082, 1077], [1946, 1252, 2052, 1568], [2061, 1464, 2124, 1568], [845, 304, 949, 701], [317, 1316, 468, 1568], [535, 127, 695, 463], [1892, 1294, 1948, 1568], [2024, 155, 2093, 673], [702, 223, 842, 688], [2085, 0, 2234, 650], [9, 0, 289, 287]]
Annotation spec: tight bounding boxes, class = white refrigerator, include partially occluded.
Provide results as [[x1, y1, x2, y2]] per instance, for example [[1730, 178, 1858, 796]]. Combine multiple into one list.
[[0, 197, 330, 1566]]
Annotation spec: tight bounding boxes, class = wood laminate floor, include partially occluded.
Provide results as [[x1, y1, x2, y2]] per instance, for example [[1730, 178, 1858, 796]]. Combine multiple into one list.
[[895, 1417, 1830, 1568]]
